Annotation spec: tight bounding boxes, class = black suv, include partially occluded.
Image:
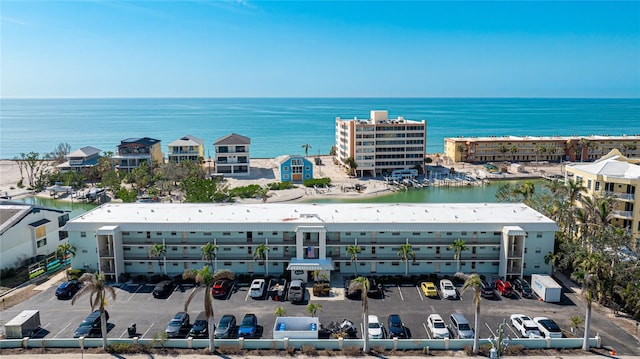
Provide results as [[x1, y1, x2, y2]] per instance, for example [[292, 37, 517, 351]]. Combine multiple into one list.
[[55, 280, 80, 300], [74, 310, 109, 338], [152, 280, 176, 299], [513, 278, 533, 298], [189, 312, 208, 338], [480, 280, 495, 298], [387, 314, 406, 338], [166, 312, 190, 338]]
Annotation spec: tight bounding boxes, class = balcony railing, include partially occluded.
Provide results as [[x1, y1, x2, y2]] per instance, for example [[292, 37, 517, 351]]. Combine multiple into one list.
[[613, 210, 634, 219], [604, 191, 635, 201]]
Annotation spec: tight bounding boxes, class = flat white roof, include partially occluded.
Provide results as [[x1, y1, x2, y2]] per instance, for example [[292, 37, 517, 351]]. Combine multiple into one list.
[[68, 203, 555, 226]]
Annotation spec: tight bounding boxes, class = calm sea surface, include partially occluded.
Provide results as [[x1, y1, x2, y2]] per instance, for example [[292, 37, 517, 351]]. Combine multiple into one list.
[[1, 98, 639, 159]]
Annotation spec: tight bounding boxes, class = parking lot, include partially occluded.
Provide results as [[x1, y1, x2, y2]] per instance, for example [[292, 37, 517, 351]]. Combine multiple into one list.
[[1, 276, 639, 355]]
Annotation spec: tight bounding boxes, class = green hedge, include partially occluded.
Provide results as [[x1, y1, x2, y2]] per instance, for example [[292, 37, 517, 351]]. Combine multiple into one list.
[[303, 178, 331, 188]]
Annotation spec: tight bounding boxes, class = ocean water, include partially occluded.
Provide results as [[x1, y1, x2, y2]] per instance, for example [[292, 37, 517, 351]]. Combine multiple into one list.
[[1, 98, 639, 159]]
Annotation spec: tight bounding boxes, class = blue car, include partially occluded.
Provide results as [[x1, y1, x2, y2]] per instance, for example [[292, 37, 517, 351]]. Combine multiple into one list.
[[55, 280, 81, 300], [238, 313, 257, 338]]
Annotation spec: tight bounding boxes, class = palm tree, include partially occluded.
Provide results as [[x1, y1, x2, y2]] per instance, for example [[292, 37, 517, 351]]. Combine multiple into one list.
[[274, 306, 287, 317], [455, 272, 482, 354], [302, 144, 312, 158], [253, 242, 270, 276], [397, 242, 416, 276], [71, 272, 116, 351], [306, 302, 323, 317], [569, 315, 584, 335], [448, 239, 468, 273], [345, 156, 357, 176], [149, 242, 167, 275], [183, 267, 235, 353], [348, 276, 370, 353], [55, 242, 76, 279], [346, 244, 361, 276], [201, 242, 218, 271], [572, 251, 603, 351]]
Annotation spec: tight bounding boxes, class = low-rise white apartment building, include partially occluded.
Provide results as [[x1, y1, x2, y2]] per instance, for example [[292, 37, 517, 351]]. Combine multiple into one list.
[[0, 201, 71, 269], [336, 110, 426, 177], [65, 203, 557, 283]]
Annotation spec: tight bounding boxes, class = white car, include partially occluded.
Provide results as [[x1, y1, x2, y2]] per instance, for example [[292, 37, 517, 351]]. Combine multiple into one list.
[[510, 314, 542, 338], [533, 317, 563, 338], [427, 314, 450, 339], [367, 315, 384, 339], [439, 279, 458, 299], [249, 279, 265, 298]]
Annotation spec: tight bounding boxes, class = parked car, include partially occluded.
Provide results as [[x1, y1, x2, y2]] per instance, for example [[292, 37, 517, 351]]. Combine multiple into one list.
[[344, 279, 362, 300], [55, 280, 80, 300], [439, 279, 458, 299], [249, 279, 266, 298], [513, 278, 533, 298], [288, 279, 306, 303], [165, 312, 190, 338], [494, 279, 515, 297], [427, 314, 450, 339], [215, 314, 237, 339], [449, 312, 474, 339], [420, 281, 438, 297], [510, 314, 542, 338], [387, 314, 406, 338], [74, 310, 109, 338], [188, 312, 208, 338], [366, 277, 384, 298], [211, 279, 231, 298], [480, 280, 495, 298], [152, 280, 176, 299], [238, 313, 258, 338], [533, 317, 563, 338], [367, 315, 384, 339]]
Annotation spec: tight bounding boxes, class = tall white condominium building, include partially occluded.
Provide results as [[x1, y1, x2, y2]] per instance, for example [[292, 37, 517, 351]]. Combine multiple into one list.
[[336, 110, 427, 177]]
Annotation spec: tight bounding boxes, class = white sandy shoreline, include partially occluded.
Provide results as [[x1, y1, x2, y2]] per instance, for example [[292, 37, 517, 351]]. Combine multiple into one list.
[[0, 156, 563, 204]]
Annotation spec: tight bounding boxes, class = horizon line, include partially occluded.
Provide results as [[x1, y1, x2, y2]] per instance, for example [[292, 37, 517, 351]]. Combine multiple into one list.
[[2, 96, 639, 100]]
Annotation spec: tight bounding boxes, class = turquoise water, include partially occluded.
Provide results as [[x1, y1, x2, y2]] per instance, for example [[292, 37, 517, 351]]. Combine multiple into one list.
[[1, 98, 638, 159], [17, 197, 98, 219], [307, 179, 545, 203]]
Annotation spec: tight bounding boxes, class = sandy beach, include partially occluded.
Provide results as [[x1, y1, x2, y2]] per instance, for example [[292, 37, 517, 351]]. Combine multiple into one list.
[[0, 156, 564, 204]]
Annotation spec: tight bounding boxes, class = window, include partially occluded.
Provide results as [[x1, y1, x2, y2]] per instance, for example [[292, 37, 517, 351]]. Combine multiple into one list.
[[535, 248, 541, 253], [37, 238, 47, 248], [58, 214, 69, 227], [81, 232, 87, 238], [595, 181, 600, 191], [58, 231, 68, 241], [223, 232, 230, 236], [537, 233, 542, 238], [284, 166, 289, 171], [171, 232, 177, 236], [587, 179, 592, 189]]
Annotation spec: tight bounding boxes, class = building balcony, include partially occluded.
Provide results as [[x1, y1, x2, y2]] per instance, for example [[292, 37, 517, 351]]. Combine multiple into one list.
[[98, 248, 114, 257], [613, 210, 634, 219], [604, 191, 635, 201]]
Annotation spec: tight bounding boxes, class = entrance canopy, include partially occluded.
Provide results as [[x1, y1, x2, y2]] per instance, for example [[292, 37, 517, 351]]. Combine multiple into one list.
[[287, 258, 333, 271]]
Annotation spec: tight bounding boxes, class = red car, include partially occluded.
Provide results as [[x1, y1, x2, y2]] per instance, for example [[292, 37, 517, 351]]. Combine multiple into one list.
[[493, 279, 515, 297], [211, 279, 231, 298]]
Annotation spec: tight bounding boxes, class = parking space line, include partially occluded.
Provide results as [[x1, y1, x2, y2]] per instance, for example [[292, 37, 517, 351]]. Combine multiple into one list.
[[52, 322, 71, 338], [416, 286, 424, 301], [485, 323, 496, 337], [505, 323, 519, 337], [430, 305, 435, 312], [422, 323, 431, 338], [397, 286, 404, 301], [142, 323, 154, 338], [245, 289, 250, 301], [127, 284, 143, 301]]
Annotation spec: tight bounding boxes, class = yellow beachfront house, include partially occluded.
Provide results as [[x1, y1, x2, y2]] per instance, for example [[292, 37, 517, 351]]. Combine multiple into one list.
[[113, 137, 164, 173], [444, 135, 640, 164], [565, 150, 640, 250], [167, 134, 205, 164], [335, 110, 426, 177]]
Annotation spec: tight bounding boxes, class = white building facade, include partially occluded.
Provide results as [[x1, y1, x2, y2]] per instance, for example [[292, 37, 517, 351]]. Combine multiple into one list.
[[336, 110, 427, 177], [65, 203, 557, 283], [0, 201, 71, 269]]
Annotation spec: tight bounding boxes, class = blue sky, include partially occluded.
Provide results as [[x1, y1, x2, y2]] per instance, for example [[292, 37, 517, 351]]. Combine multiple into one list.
[[2, 1, 639, 98]]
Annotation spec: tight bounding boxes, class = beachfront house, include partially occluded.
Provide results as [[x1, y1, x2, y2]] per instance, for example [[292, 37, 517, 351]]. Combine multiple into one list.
[[335, 110, 427, 177], [565, 149, 640, 250], [214, 133, 250, 177], [112, 137, 163, 173], [167, 135, 205, 164], [56, 146, 102, 173], [0, 201, 70, 269], [444, 135, 640, 164], [278, 155, 313, 182], [65, 202, 557, 283]]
